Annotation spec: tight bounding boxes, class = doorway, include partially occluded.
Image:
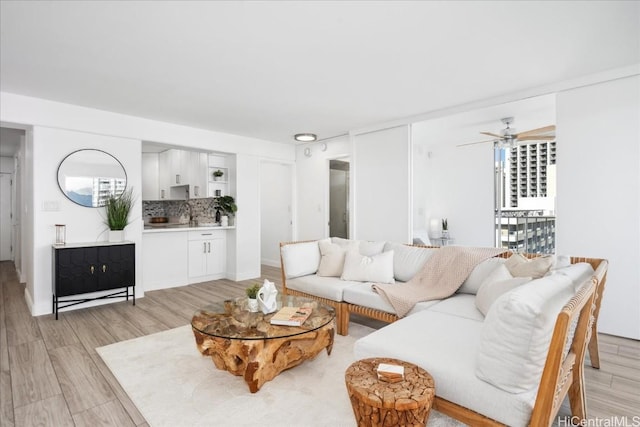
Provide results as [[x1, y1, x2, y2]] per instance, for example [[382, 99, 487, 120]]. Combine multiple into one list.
[[0, 173, 12, 260], [260, 161, 293, 266], [329, 159, 349, 238]]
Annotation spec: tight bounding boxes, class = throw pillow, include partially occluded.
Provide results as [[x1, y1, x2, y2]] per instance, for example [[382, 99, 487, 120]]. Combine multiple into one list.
[[317, 238, 357, 277], [341, 250, 395, 284], [458, 257, 506, 295], [475, 276, 532, 316], [506, 254, 554, 278]]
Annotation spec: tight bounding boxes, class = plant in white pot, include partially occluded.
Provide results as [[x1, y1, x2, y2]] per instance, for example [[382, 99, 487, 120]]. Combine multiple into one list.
[[246, 284, 260, 312], [105, 188, 134, 242]]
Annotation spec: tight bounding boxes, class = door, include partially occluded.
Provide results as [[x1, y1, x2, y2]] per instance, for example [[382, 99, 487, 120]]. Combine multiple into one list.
[[0, 174, 11, 260], [329, 160, 349, 238], [260, 161, 293, 266]]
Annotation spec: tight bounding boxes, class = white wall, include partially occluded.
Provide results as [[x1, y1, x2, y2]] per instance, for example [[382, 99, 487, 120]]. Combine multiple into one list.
[[353, 126, 411, 243], [0, 157, 14, 172], [29, 126, 143, 315], [260, 161, 293, 266], [556, 75, 640, 340], [295, 136, 350, 240]]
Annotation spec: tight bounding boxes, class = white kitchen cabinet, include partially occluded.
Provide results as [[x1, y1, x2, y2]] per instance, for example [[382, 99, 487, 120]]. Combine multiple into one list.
[[158, 150, 171, 199], [169, 148, 189, 186], [142, 231, 189, 290], [189, 152, 208, 199], [187, 230, 226, 280]]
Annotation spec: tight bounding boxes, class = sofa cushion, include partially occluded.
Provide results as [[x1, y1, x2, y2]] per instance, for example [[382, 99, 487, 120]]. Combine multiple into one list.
[[428, 294, 484, 321], [341, 250, 395, 284], [505, 253, 554, 278], [458, 257, 506, 295], [475, 277, 532, 317], [475, 273, 575, 393], [354, 310, 537, 427], [286, 274, 363, 302], [317, 238, 357, 277], [547, 262, 595, 290], [383, 243, 436, 282], [281, 241, 320, 279]]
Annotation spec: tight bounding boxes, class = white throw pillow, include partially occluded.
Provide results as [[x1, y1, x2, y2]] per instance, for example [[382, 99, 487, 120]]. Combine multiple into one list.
[[383, 243, 436, 282], [341, 250, 395, 284], [458, 257, 506, 295], [281, 241, 321, 279], [505, 254, 553, 278], [475, 276, 532, 316], [317, 238, 357, 277], [475, 273, 575, 393], [546, 262, 595, 290]]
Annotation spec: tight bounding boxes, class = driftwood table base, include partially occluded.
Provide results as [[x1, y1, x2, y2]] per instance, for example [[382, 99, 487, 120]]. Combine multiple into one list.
[[192, 316, 335, 393], [345, 358, 435, 427]]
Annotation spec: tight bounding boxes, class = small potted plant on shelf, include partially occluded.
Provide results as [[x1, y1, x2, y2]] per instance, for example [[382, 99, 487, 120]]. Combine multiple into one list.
[[246, 284, 260, 312], [105, 188, 134, 242], [212, 169, 224, 181]]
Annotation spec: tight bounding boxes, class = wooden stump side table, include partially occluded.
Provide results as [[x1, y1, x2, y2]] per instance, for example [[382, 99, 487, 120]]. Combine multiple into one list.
[[345, 358, 435, 427]]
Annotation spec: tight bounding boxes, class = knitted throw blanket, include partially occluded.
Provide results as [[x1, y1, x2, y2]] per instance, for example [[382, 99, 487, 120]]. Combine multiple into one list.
[[373, 246, 508, 317]]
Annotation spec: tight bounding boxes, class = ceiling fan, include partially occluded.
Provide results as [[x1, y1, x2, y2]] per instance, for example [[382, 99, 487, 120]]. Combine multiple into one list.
[[457, 117, 555, 148]]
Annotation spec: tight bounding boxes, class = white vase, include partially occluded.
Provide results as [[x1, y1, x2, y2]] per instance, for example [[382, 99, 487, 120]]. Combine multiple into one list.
[[247, 298, 259, 313], [109, 230, 124, 242], [221, 216, 229, 227]]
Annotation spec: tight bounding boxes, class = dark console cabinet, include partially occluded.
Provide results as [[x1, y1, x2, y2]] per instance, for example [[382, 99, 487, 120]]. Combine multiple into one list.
[[53, 242, 135, 319]]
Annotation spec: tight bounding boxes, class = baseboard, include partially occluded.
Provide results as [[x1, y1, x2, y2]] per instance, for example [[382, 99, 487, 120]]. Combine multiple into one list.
[[226, 270, 261, 281], [260, 259, 281, 268]]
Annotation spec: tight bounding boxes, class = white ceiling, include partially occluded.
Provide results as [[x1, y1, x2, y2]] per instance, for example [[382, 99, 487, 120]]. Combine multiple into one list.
[[1, 1, 638, 144]]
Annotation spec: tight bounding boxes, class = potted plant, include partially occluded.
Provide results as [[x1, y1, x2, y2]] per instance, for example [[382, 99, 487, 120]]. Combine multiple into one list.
[[105, 188, 134, 242], [246, 283, 260, 312], [441, 218, 449, 238], [214, 195, 237, 225], [212, 169, 224, 181]]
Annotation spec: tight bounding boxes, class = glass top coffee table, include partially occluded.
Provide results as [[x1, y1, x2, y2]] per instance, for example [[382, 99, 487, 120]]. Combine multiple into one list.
[[191, 295, 335, 392]]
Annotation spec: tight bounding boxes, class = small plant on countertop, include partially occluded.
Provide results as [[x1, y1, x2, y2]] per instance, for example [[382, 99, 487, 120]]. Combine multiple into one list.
[[213, 169, 224, 178], [442, 218, 448, 231]]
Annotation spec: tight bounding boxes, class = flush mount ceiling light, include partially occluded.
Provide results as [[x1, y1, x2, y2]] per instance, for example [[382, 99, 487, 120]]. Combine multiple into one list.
[[294, 133, 317, 142]]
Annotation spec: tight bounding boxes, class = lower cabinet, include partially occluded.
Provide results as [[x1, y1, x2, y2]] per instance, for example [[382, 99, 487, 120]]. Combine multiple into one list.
[[188, 231, 226, 279], [52, 242, 135, 319]]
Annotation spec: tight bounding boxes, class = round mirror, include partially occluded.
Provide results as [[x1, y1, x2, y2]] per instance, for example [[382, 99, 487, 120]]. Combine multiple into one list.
[[57, 149, 127, 207]]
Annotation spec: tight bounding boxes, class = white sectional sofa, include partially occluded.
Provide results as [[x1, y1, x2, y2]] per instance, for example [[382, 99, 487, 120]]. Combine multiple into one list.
[[279, 238, 608, 427]]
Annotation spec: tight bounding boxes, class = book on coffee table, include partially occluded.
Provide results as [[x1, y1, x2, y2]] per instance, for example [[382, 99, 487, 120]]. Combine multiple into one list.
[[377, 363, 405, 383], [270, 306, 313, 326]]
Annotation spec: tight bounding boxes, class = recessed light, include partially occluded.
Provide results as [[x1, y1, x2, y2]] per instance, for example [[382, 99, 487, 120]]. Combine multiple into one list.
[[294, 133, 317, 142]]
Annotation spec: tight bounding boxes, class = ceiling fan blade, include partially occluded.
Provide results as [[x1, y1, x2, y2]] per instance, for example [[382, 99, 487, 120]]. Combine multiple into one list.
[[517, 135, 556, 141], [480, 131, 503, 138], [516, 125, 556, 138], [457, 139, 495, 147]]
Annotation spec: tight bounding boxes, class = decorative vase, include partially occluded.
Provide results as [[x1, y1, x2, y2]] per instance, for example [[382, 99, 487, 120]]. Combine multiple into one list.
[[221, 215, 229, 227], [215, 209, 221, 224], [247, 298, 259, 313], [442, 230, 450, 239], [109, 230, 124, 242]]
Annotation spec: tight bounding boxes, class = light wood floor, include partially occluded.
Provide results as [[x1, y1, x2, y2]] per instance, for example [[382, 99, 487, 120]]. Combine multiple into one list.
[[1, 261, 638, 426]]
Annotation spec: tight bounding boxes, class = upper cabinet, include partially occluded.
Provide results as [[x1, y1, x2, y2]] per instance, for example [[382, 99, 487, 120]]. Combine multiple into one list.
[[142, 148, 232, 201]]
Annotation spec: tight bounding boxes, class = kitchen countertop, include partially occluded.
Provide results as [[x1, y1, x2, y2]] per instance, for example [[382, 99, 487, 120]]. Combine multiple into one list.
[[143, 224, 236, 233]]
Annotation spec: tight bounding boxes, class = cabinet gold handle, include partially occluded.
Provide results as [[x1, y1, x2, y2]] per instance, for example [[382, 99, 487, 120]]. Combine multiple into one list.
[[102, 265, 107, 273], [90, 265, 94, 274]]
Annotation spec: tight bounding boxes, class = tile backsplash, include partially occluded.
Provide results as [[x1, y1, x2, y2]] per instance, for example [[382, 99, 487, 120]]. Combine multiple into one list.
[[142, 198, 218, 223]]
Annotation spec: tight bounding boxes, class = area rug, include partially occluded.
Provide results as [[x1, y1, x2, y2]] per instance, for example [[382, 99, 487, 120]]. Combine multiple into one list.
[[97, 323, 465, 427]]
